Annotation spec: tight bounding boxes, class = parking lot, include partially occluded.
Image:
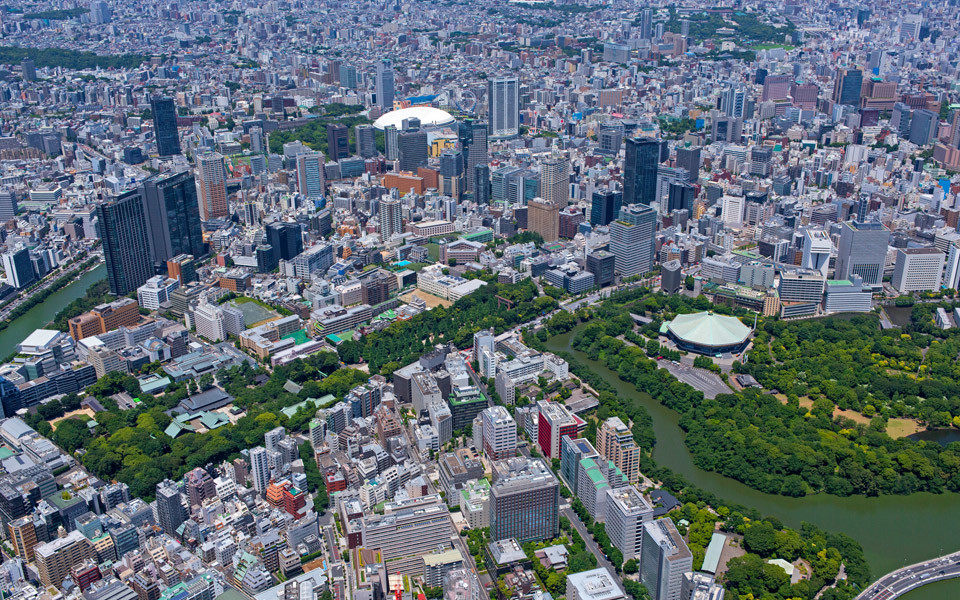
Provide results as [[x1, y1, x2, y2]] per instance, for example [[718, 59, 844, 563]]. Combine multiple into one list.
[[658, 360, 732, 399]]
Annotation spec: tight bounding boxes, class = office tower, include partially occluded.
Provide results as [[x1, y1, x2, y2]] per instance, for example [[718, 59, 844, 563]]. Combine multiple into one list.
[[891, 248, 944, 292], [536, 400, 578, 459], [598, 125, 624, 155], [721, 87, 746, 117], [835, 221, 889, 285], [459, 119, 489, 193], [605, 487, 653, 561], [800, 229, 832, 277], [195, 152, 228, 220], [267, 222, 303, 261], [761, 74, 791, 101], [474, 164, 491, 204], [380, 197, 403, 240], [640, 8, 653, 39], [155, 480, 187, 535], [98, 191, 153, 295], [597, 417, 641, 483], [34, 531, 95, 588], [139, 171, 204, 270], [832, 68, 863, 106], [640, 519, 693, 600], [487, 77, 520, 138], [610, 204, 656, 277], [249, 447, 270, 494], [1, 246, 36, 289], [624, 137, 663, 206], [590, 189, 622, 226], [667, 182, 695, 214], [384, 125, 400, 160], [296, 151, 326, 198], [150, 96, 181, 157], [481, 406, 517, 460], [586, 250, 616, 288], [355, 124, 377, 158], [908, 109, 937, 146], [339, 64, 357, 88], [398, 128, 428, 172], [675, 146, 701, 182], [527, 198, 560, 242], [540, 156, 570, 206], [326, 123, 349, 159], [711, 115, 742, 143], [360, 500, 454, 574], [20, 59, 36, 82], [440, 150, 465, 199], [490, 457, 559, 542], [375, 59, 395, 111]]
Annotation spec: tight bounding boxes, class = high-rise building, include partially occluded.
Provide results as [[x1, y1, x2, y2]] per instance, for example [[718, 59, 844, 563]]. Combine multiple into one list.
[[140, 171, 205, 269], [380, 197, 403, 241], [536, 400, 579, 459], [639, 8, 653, 39], [296, 152, 326, 198], [490, 457, 559, 542], [8, 516, 38, 561], [355, 124, 377, 158], [527, 198, 560, 242], [567, 569, 626, 600], [832, 68, 863, 106], [586, 250, 616, 288], [597, 417, 641, 483], [610, 204, 656, 277], [155, 480, 187, 535], [540, 156, 570, 206], [835, 221, 889, 285], [474, 164, 492, 205], [666, 182, 695, 213], [150, 96, 181, 157], [481, 406, 517, 460], [605, 487, 653, 561], [487, 77, 520, 138], [675, 146, 701, 182], [891, 248, 944, 292], [908, 109, 937, 146], [97, 190, 153, 295], [267, 222, 303, 261], [711, 116, 743, 143], [1, 246, 36, 289], [398, 127, 429, 172], [640, 519, 693, 600], [761, 74, 791, 101], [459, 120, 489, 193], [21, 59, 36, 82], [34, 531, 95, 588], [326, 123, 350, 159], [249, 447, 270, 494], [376, 59, 395, 112], [590, 189, 622, 226], [195, 152, 228, 220], [624, 137, 663, 206]]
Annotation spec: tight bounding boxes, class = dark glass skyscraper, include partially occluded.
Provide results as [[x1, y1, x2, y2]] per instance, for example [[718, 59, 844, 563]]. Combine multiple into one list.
[[98, 191, 153, 295], [150, 96, 181, 157], [623, 137, 663, 206], [590, 189, 622, 226], [141, 171, 205, 270], [833, 68, 863, 107], [267, 222, 303, 261], [459, 119, 489, 193]]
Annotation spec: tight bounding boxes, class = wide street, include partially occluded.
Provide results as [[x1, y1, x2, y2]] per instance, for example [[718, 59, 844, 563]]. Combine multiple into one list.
[[856, 551, 960, 600], [560, 506, 619, 580]]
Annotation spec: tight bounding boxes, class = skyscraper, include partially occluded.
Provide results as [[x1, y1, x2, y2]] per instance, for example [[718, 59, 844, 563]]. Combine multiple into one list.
[[1, 246, 36, 289], [249, 447, 270, 494], [195, 152, 228, 220], [376, 59, 395, 111], [296, 152, 326, 198], [835, 221, 890, 285], [833, 68, 863, 106], [597, 417, 641, 483], [97, 190, 153, 295], [590, 189, 622, 226], [267, 222, 303, 261], [474, 164, 491, 205], [150, 96, 181, 157], [675, 146, 701, 182], [398, 125, 429, 172], [380, 197, 403, 241], [539, 156, 570, 206], [667, 182, 695, 213], [459, 120, 489, 194], [639, 8, 653, 40], [155, 480, 187, 535], [527, 198, 559, 242], [326, 123, 349, 159], [623, 137, 663, 206], [610, 204, 656, 277], [490, 457, 559, 543], [21, 59, 36, 82], [140, 171, 204, 270], [641, 519, 693, 600], [487, 77, 520, 138], [355, 124, 377, 158]]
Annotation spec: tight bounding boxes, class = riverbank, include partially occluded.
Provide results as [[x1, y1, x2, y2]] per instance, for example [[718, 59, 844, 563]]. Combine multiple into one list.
[[545, 325, 959, 600], [0, 264, 106, 351]]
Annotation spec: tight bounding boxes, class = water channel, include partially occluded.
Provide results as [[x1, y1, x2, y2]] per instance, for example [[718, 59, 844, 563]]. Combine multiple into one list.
[[0, 265, 106, 351], [545, 325, 959, 600]]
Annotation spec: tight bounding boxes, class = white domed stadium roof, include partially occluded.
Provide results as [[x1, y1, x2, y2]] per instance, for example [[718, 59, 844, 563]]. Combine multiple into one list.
[[373, 106, 456, 130], [666, 311, 752, 349]]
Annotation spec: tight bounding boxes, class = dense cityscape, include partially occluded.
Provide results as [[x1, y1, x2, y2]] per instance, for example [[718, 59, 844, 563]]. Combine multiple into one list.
[[0, 1, 957, 600]]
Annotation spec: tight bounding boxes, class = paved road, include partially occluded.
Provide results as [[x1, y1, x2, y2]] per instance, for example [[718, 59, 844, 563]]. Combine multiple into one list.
[[855, 551, 960, 600], [657, 360, 732, 399], [0, 257, 102, 320], [561, 507, 618, 580]]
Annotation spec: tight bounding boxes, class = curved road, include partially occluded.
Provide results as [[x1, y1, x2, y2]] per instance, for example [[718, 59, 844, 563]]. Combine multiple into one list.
[[855, 551, 960, 600]]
